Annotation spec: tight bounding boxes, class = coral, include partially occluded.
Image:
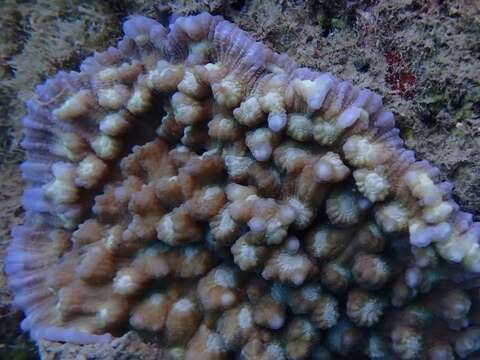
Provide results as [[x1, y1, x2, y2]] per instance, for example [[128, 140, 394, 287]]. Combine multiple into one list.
[[5, 9, 480, 360], [0, 0, 124, 168]]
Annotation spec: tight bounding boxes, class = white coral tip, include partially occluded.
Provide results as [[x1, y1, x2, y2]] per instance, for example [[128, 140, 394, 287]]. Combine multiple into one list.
[[337, 106, 362, 129], [268, 112, 287, 132]]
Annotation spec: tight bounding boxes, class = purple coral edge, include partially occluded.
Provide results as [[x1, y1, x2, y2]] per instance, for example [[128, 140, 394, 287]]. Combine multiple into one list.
[[5, 11, 480, 345]]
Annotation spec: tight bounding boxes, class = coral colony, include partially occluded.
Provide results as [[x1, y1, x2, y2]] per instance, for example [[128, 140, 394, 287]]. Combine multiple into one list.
[[5, 12, 480, 360]]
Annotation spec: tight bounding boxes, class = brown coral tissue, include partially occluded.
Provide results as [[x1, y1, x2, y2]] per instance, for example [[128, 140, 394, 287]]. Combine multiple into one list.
[[6, 11, 480, 360]]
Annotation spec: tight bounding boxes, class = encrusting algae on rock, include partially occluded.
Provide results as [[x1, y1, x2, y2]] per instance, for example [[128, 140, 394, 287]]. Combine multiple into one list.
[[5, 11, 480, 359]]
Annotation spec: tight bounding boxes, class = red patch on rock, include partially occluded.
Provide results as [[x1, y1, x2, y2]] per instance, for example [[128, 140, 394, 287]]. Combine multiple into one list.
[[385, 51, 416, 100]]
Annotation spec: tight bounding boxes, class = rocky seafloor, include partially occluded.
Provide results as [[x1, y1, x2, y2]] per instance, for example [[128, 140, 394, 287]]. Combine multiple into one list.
[[0, 1, 479, 359]]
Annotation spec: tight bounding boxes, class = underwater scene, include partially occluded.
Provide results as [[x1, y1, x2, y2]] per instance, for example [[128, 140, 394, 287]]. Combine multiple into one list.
[[0, 1, 479, 359]]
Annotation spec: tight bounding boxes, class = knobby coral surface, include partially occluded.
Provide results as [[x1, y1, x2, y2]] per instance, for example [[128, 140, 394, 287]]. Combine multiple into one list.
[[5, 11, 480, 360]]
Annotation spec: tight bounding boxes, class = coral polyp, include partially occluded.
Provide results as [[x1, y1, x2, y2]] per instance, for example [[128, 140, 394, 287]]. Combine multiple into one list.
[[6, 11, 480, 359]]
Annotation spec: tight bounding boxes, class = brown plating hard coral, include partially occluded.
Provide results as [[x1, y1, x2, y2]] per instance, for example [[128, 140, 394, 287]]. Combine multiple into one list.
[[5, 11, 480, 359]]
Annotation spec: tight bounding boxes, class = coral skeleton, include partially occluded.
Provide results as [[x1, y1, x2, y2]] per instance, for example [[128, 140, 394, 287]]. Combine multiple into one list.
[[6, 11, 480, 359]]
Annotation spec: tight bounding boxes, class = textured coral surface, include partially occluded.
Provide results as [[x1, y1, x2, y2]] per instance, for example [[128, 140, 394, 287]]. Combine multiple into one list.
[[1, 2, 480, 360]]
